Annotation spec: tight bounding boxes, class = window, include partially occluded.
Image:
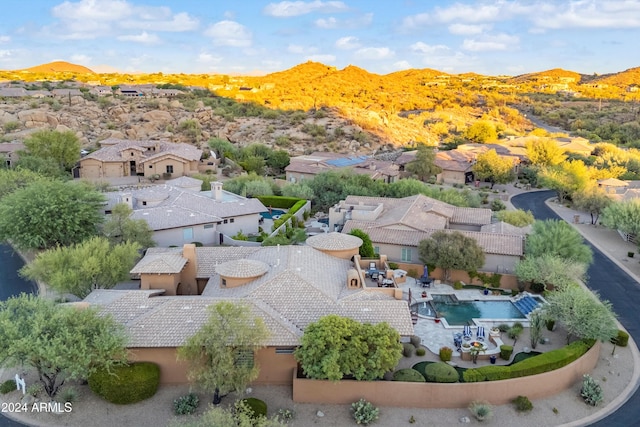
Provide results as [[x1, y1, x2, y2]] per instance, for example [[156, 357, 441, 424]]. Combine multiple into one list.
[[131, 152, 134, 156], [230, 218, 235, 223], [275, 347, 295, 354], [221, 278, 227, 287], [234, 349, 254, 368], [148, 165, 153, 169], [142, 201, 147, 206], [204, 224, 214, 229], [223, 219, 228, 224], [374, 246, 380, 255], [166, 165, 174, 174], [401, 248, 412, 262], [183, 228, 193, 240]]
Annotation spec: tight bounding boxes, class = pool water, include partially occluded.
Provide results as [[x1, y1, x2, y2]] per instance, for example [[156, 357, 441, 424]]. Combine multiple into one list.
[[260, 209, 286, 219], [412, 300, 526, 326]]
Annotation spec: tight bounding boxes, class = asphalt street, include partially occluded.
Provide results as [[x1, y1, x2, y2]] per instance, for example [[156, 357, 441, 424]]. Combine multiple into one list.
[[512, 190, 640, 427]]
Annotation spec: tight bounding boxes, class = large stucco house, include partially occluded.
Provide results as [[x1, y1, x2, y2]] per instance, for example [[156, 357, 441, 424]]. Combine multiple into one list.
[[78, 138, 203, 179], [105, 177, 266, 246], [285, 152, 400, 184], [333, 194, 526, 273], [84, 234, 413, 385]]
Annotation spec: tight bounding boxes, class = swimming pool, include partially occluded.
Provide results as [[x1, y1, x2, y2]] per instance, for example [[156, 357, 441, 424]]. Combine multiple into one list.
[[412, 298, 526, 326], [259, 209, 286, 219]]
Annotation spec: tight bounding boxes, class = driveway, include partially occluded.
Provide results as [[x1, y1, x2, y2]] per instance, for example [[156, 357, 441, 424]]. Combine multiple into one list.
[[512, 190, 640, 426]]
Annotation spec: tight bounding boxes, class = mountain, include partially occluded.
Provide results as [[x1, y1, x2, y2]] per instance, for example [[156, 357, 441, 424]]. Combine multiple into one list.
[[510, 68, 583, 84], [22, 61, 95, 74], [591, 66, 640, 87]]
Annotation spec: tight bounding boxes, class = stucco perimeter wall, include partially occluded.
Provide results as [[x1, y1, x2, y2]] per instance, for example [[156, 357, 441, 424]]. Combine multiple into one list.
[[393, 263, 518, 289], [293, 342, 600, 408]]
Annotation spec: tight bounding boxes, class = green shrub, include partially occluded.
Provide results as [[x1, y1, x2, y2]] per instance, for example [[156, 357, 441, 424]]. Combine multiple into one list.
[[60, 387, 78, 403], [508, 340, 592, 378], [89, 362, 160, 404], [512, 395, 533, 412], [469, 400, 493, 422], [276, 408, 296, 423], [546, 319, 555, 331], [491, 199, 506, 211], [453, 281, 463, 290], [392, 369, 426, 382], [410, 335, 421, 347], [242, 397, 267, 418], [174, 393, 199, 415], [388, 262, 399, 269], [415, 348, 426, 357], [497, 323, 510, 332], [580, 374, 603, 406], [26, 383, 43, 397], [403, 342, 415, 357], [255, 196, 303, 209], [531, 282, 546, 293], [190, 241, 203, 247], [351, 398, 379, 426], [423, 362, 458, 383], [611, 330, 629, 347], [439, 346, 453, 362], [462, 369, 485, 383], [0, 379, 15, 394], [500, 345, 514, 360]]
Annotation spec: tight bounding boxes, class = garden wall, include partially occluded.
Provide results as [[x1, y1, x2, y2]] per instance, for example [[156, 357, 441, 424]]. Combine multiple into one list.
[[292, 341, 600, 408], [395, 262, 518, 289]]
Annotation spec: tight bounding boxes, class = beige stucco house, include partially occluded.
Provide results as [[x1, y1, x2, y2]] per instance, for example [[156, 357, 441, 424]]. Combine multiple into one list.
[[78, 138, 202, 179], [285, 152, 399, 184], [84, 236, 413, 385], [332, 194, 526, 273], [0, 142, 25, 168]]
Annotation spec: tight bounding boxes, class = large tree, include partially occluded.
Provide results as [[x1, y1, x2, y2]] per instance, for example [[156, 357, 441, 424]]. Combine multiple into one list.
[[538, 160, 590, 203], [472, 149, 516, 188], [464, 121, 497, 143], [0, 168, 45, 199], [22, 129, 81, 171], [348, 228, 375, 258], [495, 209, 535, 227], [21, 236, 141, 299], [601, 200, 640, 240], [294, 314, 402, 381], [525, 220, 593, 265], [102, 203, 155, 248], [544, 284, 618, 344], [418, 230, 485, 283], [0, 180, 105, 250], [178, 301, 269, 404], [0, 294, 127, 397], [515, 254, 588, 290], [405, 144, 441, 182], [572, 186, 612, 225], [525, 137, 567, 167]]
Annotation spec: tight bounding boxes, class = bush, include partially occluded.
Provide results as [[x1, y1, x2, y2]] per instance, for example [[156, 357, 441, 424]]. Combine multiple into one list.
[[545, 319, 556, 331], [173, 393, 199, 415], [351, 398, 379, 426], [530, 282, 546, 293], [611, 329, 629, 347], [497, 323, 510, 332], [0, 379, 15, 394], [423, 362, 458, 383], [60, 387, 78, 403], [190, 241, 203, 247], [26, 383, 43, 397], [453, 281, 463, 290], [500, 345, 514, 360], [469, 400, 493, 422], [256, 195, 303, 209], [89, 362, 160, 404], [439, 346, 453, 362], [242, 397, 267, 418], [276, 408, 296, 423], [388, 262, 399, 269], [410, 335, 421, 347], [512, 395, 533, 412], [403, 342, 415, 357], [491, 199, 506, 211], [392, 368, 426, 382], [415, 348, 426, 357], [581, 374, 603, 406]]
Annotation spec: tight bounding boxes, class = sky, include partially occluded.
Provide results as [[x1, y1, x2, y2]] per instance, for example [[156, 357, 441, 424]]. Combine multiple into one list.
[[1, 0, 639, 76]]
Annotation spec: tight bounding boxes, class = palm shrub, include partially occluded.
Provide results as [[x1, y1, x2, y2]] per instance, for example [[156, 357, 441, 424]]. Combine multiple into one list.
[[581, 375, 603, 406], [469, 400, 493, 422], [529, 312, 544, 349], [351, 398, 379, 426]]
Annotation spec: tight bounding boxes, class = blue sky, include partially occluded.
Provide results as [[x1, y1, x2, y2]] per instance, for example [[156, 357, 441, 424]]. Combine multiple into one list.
[[1, 0, 639, 76]]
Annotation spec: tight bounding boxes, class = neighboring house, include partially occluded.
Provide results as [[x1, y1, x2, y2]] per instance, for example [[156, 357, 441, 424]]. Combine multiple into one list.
[[78, 138, 202, 179], [333, 194, 526, 273], [0, 142, 25, 167], [555, 137, 594, 157], [106, 179, 267, 246], [51, 88, 83, 97], [285, 152, 399, 184], [83, 237, 413, 385], [91, 85, 113, 96], [0, 88, 28, 97]]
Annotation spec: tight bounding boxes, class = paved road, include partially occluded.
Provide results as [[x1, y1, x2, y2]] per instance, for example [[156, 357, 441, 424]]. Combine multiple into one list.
[[512, 191, 640, 426]]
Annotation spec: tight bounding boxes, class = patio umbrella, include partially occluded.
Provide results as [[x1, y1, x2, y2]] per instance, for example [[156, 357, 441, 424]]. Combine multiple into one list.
[[422, 265, 429, 279]]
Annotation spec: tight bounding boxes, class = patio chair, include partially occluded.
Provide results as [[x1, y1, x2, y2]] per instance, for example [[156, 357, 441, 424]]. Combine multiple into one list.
[[463, 325, 472, 340], [476, 326, 486, 341]]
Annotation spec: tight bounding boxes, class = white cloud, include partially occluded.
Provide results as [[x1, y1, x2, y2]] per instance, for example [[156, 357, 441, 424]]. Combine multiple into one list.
[[197, 52, 223, 64], [205, 21, 253, 47], [0, 50, 12, 58], [117, 31, 160, 44], [462, 33, 519, 51], [410, 42, 450, 55], [335, 36, 360, 50], [120, 12, 198, 32], [448, 23, 490, 35], [316, 12, 372, 29], [52, 0, 133, 22], [401, 13, 430, 29], [354, 47, 395, 60], [392, 60, 412, 70], [0, 36, 11, 43], [304, 54, 336, 62], [315, 17, 337, 29], [70, 54, 92, 63], [532, 0, 640, 29], [263, 1, 348, 17], [287, 44, 317, 54]]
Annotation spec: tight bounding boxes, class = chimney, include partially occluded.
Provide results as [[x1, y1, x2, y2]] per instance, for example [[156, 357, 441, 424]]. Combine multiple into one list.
[[181, 244, 198, 295], [121, 193, 133, 209], [212, 181, 223, 201]]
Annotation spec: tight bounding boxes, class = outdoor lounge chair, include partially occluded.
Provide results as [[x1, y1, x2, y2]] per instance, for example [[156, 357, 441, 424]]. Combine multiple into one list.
[[477, 326, 486, 341], [463, 325, 472, 340]]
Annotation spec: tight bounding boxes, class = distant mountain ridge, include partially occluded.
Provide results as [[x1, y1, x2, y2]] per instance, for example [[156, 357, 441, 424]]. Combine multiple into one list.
[[21, 61, 95, 74]]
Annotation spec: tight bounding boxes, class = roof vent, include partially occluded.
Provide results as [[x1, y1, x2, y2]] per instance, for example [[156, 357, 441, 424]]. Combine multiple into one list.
[[182, 306, 191, 310], [137, 305, 148, 309]]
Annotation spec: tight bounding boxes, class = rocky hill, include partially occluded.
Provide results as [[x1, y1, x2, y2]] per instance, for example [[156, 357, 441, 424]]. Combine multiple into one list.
[[23, 61, 95, 74]]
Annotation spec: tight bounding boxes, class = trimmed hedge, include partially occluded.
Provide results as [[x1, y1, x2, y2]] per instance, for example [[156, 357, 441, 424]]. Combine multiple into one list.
[[89, 362, 160, 404], [402, 342, 415, 357], [423, 362, 459, 383], [242, 397, 267, 418], [0, 379, 16, 394], [256, 196, 303, 209], [500, 345, 513, 360], [392, 369, 426, 382], [272, 200, 308, 230]]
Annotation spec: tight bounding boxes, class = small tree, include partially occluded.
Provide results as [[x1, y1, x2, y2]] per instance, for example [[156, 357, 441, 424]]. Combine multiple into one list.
[[0, 294, 127, 397], [464, 121, 497, 143], [349, 228, 375, 258], [573, 186, 612, 225], [418, 231, 485, 283], [23, 129, 81, 171], [472, 149, 516, 188], [601, 200, 640, 239], [21, 236, 141, 299], [178, 301, 269, 404], [102, 203, 156, 248], [525, 220, 593, 265], [495, 209, 535, 227], [525, 137, 566, 167], [529, 312, 544, 349], [405, 144, 441, 182], [515, 254, 587, 290], [294, 315, 402, 381], [538, 160, 590, 203]]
